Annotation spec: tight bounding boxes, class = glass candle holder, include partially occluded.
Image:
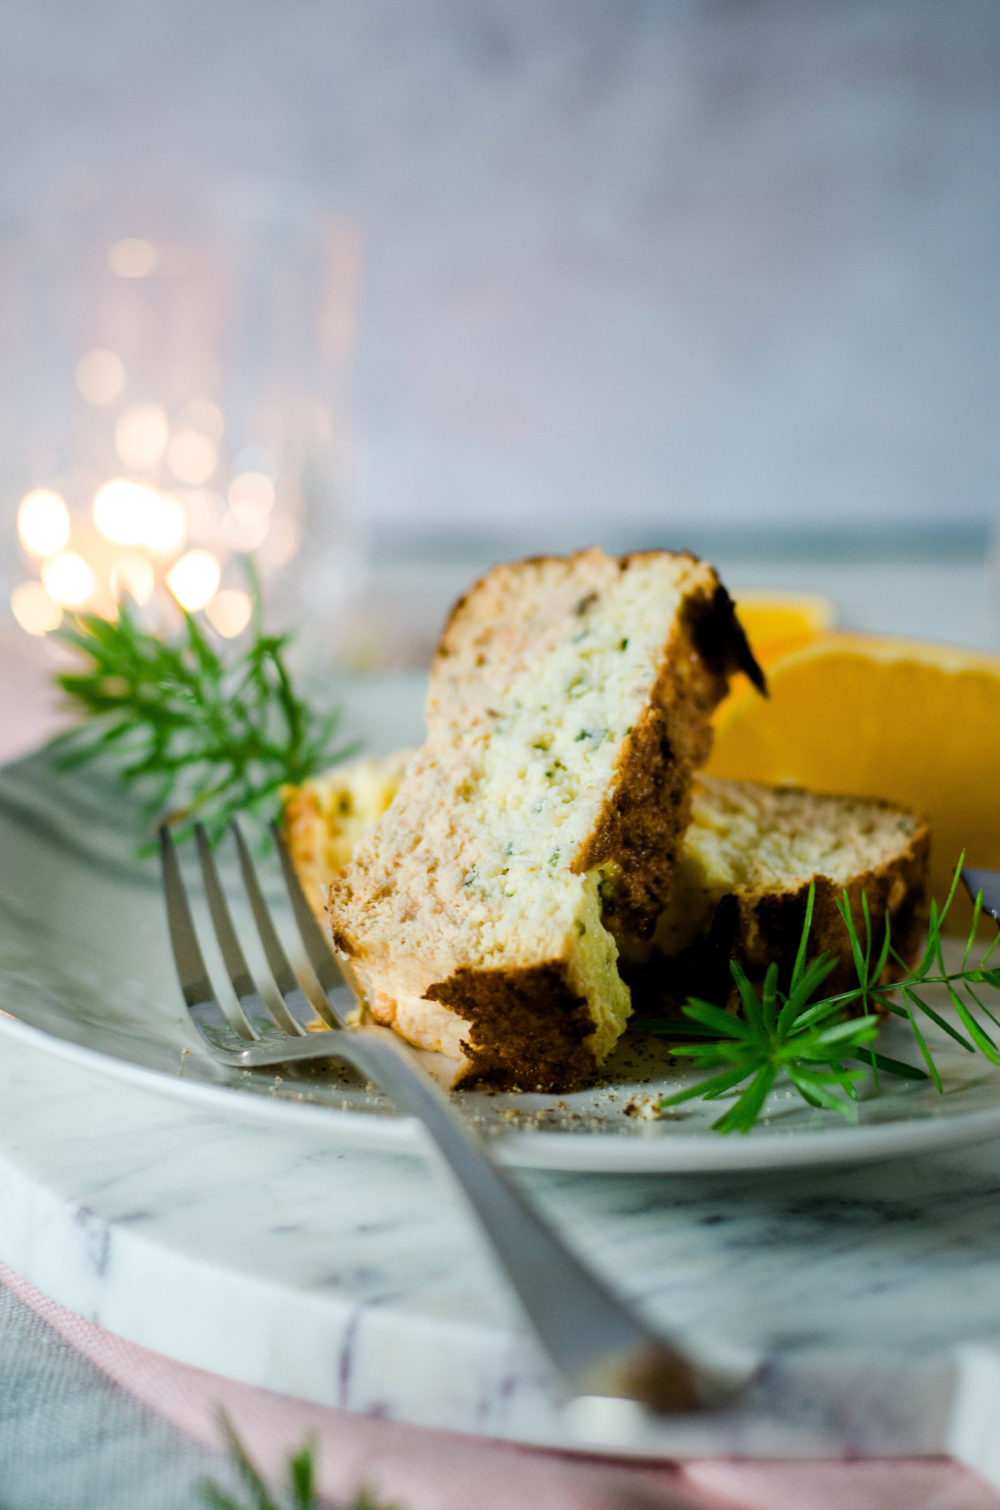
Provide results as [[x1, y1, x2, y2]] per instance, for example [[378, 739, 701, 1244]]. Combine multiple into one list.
[[1, 195, 365, 667]]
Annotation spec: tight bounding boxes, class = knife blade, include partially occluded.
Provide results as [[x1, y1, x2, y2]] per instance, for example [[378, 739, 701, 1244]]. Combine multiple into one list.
[[961, 867, 1000, 925]]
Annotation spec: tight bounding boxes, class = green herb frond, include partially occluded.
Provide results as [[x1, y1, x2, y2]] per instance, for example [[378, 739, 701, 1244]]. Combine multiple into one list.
[[48, 576, 356, 846], [199, 1411, 396, 1510], [647, 858, 1000, 1133]]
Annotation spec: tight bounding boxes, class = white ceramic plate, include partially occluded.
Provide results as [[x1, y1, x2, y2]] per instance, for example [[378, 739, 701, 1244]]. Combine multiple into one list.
[[4, 671, 1000, 1173]]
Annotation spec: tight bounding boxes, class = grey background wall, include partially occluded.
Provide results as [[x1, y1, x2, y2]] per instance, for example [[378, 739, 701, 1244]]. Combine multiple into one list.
[[1, 0, 997, 547]]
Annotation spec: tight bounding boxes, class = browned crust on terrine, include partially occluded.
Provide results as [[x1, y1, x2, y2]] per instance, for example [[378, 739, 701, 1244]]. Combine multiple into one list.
[[435, 551, 762, 683], [628, 792, 931, 1013], [574, 577, 763, 941], [424, 961, 598, 1091]]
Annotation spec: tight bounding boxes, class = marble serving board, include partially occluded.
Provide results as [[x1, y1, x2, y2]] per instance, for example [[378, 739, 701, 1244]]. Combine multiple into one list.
[[6, 664, 1000, 1480], [4, 1024, 1000, 1483]]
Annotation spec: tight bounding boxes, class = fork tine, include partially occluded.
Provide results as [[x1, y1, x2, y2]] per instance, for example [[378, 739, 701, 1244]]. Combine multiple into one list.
[[159, 824, 250, 1053], [194, 823, 292, 1041], [270, 820, 356, 1029], [230, 821, 318, 1033]]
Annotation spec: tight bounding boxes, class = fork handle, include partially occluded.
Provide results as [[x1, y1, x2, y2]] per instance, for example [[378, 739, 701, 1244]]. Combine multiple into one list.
[[331, 1027, 710, 1415]]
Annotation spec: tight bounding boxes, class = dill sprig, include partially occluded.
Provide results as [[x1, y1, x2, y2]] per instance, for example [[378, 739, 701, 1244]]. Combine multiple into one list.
[[646, 858, 1000, 1134], [47, 575, 356, 845], [199, 1411, 395, 1510]]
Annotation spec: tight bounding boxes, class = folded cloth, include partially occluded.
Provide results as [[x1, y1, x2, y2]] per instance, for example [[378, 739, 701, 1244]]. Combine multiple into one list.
[[0, 1265, 223, 1510], [5, 1265, 999, 1510]]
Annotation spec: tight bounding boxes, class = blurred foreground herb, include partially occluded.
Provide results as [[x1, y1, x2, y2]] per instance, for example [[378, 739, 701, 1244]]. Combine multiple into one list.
[[200, 1411, 396, 1510]]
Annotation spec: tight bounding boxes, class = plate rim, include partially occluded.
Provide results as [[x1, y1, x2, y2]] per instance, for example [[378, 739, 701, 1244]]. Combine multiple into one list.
[[5, 1002, 1000, 1174], [7, 678, 1000, 1178]]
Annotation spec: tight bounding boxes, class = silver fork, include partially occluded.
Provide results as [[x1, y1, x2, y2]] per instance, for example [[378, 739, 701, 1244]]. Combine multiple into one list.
[[160, 819, 737, 1434]]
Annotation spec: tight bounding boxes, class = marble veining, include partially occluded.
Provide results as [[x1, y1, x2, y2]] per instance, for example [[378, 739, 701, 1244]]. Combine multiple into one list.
[[4, 1028, 1000, 1479]]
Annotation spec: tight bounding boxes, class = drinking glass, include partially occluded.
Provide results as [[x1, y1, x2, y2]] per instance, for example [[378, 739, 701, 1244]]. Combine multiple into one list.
[[1, 194, 365, 668]]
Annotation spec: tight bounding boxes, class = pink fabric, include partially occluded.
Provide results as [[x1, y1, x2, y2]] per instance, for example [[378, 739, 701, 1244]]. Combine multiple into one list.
[[0, 631, 67, 763], [6, 1265, 999, 1510]]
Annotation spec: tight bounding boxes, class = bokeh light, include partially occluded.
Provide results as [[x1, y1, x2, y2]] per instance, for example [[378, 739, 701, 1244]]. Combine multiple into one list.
[[220, 508, 271, 552], [222, 471, 277, 550], [177, 399, 224, 440], [114, 403, 169, 470], [11, 582, 62, 636], [41, 553, 95, 608], [109, 556, 156, 606], [17, 489, 71, 558], [178, 488, 224, 539], [93, 479, 186, 554], [256, 514, 299, 569], [228, 472, 275, 513], [143, 493, 187, 554], [206, 588, 253, 638], [108, 238, 156, 278], [94, 479, 157, 545], [166, 429, 218, 485], [75, 348, 126, 405], [167, 550, 221, 611]]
